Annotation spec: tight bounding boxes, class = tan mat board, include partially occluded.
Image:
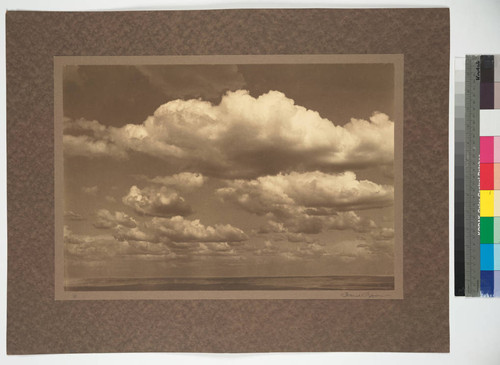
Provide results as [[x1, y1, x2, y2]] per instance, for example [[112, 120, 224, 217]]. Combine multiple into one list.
[[6, 9, 449, 354]]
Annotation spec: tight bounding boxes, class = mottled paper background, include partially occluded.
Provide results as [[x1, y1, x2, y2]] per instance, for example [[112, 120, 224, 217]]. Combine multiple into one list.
[[7, 9, 449, 353]]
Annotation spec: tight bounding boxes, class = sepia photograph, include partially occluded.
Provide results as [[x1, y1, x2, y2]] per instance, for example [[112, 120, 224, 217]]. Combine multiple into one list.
[[55, 55, 403, 299]]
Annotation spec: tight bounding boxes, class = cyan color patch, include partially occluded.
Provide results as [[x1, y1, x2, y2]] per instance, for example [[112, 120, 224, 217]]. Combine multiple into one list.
[[481, 244, 494, 270], [495, 245, 500, 270]]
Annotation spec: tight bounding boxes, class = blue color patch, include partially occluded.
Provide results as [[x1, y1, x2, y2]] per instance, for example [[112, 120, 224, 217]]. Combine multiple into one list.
[[481, 270, 495, 297]]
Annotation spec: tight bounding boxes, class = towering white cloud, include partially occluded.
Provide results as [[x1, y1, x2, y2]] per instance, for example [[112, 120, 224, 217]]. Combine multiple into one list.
[[63, 90, 394, 178]]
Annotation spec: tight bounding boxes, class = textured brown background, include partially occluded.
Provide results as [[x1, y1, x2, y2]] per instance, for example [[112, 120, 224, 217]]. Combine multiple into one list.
[[6, 9, 450, 353]]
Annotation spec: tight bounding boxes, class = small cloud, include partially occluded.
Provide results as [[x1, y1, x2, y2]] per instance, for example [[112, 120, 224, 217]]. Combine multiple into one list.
[[147, 216, 248, 244], [93, 209, 137, 229], [135, 172, 205, 190], [64, 210, 85, 221], [113, 225, 157, 243], [122, 185, 193, 217], [371, 227, 395, 241], [64, 225, 171, 259], [82, 185, 99, 195], [285, 233, 307, 242], [105, 196, 117, 203], [258, 221, 285, 234]]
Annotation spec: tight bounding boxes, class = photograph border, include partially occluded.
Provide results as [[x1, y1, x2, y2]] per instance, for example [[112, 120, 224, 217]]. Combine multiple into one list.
[[54, 54, 404, 300]]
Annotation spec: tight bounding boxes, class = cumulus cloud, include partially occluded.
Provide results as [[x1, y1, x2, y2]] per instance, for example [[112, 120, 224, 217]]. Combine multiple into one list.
[[218, 171, 393, 213], [193, 242, 242, 257], [105, 196, 117, 203], [254, 240, 281, 257], [371, 227, 395, 241], [359, 227, 395, 257], [274, 210, 377, 235], [328, 240, 374, 262], [285, 243, 328, 260], [82, 185, 99, 195], [64, 210, 85, 221], [122, 185, 193, 217], [254, 240, 327, 261], [147, 216, 248, 244], [64, 118, 128, 159], [64, 226, 171, 260], [284, 232, 313, 243], [63, 90, 394, 178], [217, 171, 389, 234], [258, 221, 286, 234], [64, 226, 112, 245], [135, 172, 205, 190], [113, 225, 158, 243], [333, 234, 395, 261], [257, 207, 375, 236], [93, 209, 137, 229]]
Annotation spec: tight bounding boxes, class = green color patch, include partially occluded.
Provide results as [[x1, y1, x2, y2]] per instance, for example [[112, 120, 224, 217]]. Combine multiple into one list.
[[481, 217, 494, 243]]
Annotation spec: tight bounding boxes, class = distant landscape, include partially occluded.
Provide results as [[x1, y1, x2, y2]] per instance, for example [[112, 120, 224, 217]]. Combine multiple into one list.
[[65, 275, 395, 291]]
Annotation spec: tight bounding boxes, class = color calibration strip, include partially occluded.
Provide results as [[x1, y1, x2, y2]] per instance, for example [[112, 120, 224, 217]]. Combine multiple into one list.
[[479, 55, 500, 296], [455, 57, 466, 296], [464, 55, 500, 297]]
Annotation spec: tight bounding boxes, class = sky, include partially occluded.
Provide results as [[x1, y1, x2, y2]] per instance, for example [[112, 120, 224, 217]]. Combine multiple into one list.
[[62, 62, 396, 280]]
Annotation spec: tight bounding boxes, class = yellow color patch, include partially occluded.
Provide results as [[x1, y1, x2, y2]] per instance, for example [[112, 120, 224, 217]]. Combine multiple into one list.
[[494, 192, 500, 216], [481, 190, 495, 217]]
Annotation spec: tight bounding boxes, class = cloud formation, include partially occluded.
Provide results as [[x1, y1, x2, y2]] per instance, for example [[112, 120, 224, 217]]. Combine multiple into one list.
[[93, 209, 137, 229], [218, 171, 390, 234], [64, 210, 85, 221], [64, 118, 128, 159], [147, 216, 248, 244], [63, 90, 394, 178], [218, 171, 393, 213], [113, 225, 157, 243], [64, 226, 111, 245], [82, 185, 99, 195], [136, 172, 205, 190], [260, 209, 377, 235], [122, 185, 193, 217], [64, 226, 172, 260]]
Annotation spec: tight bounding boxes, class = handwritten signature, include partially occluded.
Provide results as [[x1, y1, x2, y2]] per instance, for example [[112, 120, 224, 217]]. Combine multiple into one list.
[[341, 292, 390, 299]]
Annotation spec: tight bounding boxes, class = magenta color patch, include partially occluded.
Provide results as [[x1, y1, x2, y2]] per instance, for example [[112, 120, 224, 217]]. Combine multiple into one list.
[[481, 136, 495, 163], [495, 137, 500, 163]]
